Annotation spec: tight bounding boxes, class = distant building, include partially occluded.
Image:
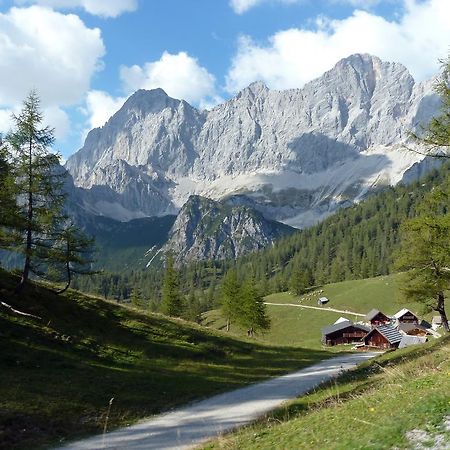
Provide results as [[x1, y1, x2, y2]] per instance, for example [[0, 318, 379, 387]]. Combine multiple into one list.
[[397, 323, 429, 337], [364, 324, 403, 349], [431, 316, 449, 330], [393, 308, 419, 324], [398, 335, 427, 349], [322, 320, 370, 346], [318, 297, 329, 306], [364, 309, 391, 327]]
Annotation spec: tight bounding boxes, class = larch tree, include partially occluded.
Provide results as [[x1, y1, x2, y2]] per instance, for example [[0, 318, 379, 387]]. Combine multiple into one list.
[[239, 278, 270, 336], [395, 183, 450, 332], [411, 54, 450, 156], [49, 223, 96, 294], [6, 91, 67, 293], [161, 252, 183, 317], [220, 269, 241, 331]]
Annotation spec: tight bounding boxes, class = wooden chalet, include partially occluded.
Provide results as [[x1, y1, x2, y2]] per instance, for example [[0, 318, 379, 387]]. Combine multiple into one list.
[[364, 324, 403, 349], [393, 308, 418, 324], [364, 308, 390, 327], [397, 322, 429, 337], [321, 320, 370, 346]]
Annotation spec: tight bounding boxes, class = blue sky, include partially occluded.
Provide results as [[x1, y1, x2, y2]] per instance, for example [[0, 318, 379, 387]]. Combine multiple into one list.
[[0, 0, 448, 159]]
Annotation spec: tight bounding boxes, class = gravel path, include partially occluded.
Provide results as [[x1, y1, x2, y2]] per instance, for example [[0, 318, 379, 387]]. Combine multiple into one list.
[[265, 301, 365, 317], [57, 352, 378, 450]]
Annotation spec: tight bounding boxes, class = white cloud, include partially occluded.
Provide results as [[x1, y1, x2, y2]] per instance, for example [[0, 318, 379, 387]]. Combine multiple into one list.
[[0, 109, 14, 136], [44, 106, 70, 141], [230, 0, 300, 14], [0, 6, 105, 107], [14, 0, 137, 18], [226, 0, 450, 92], [85, 90, 126, 129], [0, 6, 105, 139], [120, 51, 218, 106]]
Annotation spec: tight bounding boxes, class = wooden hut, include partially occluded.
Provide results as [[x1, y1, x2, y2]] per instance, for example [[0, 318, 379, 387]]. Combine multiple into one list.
[[364, 309, 391, 327], [364, 324, 402, 349], [321, 320, 370, 346], [393, 308, 419, 324], [397, 323, 428, 337]]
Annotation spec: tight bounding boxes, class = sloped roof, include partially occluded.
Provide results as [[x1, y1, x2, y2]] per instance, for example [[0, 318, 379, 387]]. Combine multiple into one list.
[[397, 323, 428, 334], [398, 335, 427, 349], [334, 317, 349, 324], [393, 308, 417, 319], [318, 297, 329, 303], [322, 320, 370, 336], [364, 308, 389, 321], [366, 324, 402, 345]]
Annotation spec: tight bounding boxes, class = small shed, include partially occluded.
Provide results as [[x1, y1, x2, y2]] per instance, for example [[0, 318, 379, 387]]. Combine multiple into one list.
[[364, 309, 391, 327], [364, 324, 402, 349], [431, 316, 449, 330], [393, 308, 419, 324], [318, 297, 329, 306], [321, 320, 370, 346]]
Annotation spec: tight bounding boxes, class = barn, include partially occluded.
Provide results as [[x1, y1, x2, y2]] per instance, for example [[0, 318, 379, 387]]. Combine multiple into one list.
[[397, 323, 429, 337], [364, 324, 403, 349], [321, 321, 370, 346], [393, 308, 419, 324], [364, 309, 391, 327]]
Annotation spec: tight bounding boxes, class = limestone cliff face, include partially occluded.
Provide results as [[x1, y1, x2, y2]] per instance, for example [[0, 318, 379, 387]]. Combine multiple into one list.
[[163, 195, 294, 263], [66, 54, 439, 228]]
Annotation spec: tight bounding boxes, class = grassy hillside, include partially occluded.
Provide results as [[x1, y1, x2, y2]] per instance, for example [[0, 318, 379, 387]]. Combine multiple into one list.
[[0, 269, 332, 450], [204, 335, 450, 449], [202, 274, 427, 348]]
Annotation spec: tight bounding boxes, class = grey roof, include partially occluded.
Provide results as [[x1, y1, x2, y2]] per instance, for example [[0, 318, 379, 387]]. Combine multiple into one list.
[[398, 335, 427, 349], [397, 323, 427, 333], [364, 308, 387, 321], [367, 324, 402, 344], [322, 320, 370, 336]]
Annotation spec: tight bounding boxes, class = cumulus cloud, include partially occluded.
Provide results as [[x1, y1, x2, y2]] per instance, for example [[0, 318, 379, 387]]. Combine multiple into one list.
[[230, 0, 300, 14], [0, 6, 105, 139], [226, 0, 450, 92], [85, 90, 127, 129], [120, 51, 218, 106], [14, 0, 137, 18]]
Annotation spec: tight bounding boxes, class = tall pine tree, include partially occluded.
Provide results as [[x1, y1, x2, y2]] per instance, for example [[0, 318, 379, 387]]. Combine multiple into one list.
[[6, 91, 67, 292], [161, 252, 183, 317]]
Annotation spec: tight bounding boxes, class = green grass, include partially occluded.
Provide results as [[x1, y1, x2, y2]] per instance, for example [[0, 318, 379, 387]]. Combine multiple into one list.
[[202, 274, 427, 349], [203, 336, 450, 449], [0, 269, 333, 450]]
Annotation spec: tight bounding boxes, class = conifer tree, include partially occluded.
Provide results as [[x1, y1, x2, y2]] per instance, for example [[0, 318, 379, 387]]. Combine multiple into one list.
[[220, 269, 241, 331], [396, 182, 450, 332], [0, 142, 20, 250], [49, 223, 96, 294], [412, 54, 450, 155], [161, 252, 183, 317], [239, 279, 270, 335], [6, 91, 66, 292]]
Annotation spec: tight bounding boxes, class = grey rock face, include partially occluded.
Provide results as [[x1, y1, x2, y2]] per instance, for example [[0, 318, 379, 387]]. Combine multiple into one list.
[[66, 54, 439, 227], [163, 195, 294, 263]]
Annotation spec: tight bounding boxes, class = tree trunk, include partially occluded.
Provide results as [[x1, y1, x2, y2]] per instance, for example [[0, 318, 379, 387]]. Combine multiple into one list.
[[56, 241, 72, 295], [226, 318, 230, 332], [15, 138, 33, 294], [436, 291, 449, 333]]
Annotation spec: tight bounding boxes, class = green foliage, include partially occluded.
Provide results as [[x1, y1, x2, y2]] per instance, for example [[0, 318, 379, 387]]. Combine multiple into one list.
[[396, 179, 450, 331], [220, 269, 241, 329], [161, 252, 183, 317], [238, 279, 270, 333], [0, 143, 20, 250], [5, 91, 67, 290], [413, 54, 450, 154]]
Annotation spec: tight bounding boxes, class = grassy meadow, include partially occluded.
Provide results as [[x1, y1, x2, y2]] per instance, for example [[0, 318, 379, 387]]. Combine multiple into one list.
[[202, 274, 429, 348], [0, 269, 333, 450], [204, 335, 450, 449]]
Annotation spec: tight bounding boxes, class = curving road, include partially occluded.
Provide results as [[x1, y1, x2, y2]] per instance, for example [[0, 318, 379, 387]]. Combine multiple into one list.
[[57, 352, 378, 450], [264, 302, 365, 317]]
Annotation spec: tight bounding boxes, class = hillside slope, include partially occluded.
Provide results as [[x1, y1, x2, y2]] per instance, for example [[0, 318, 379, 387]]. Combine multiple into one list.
[[204, 335, 450, 449], [0, 270, 331, 450]]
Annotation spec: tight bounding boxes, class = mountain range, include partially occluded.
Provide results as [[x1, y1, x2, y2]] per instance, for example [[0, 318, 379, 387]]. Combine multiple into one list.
[[64, 53, 441, 263]]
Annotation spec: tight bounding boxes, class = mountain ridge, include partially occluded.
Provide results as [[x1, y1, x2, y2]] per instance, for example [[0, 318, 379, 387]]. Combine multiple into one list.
[[66, 53, 440, 228]]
